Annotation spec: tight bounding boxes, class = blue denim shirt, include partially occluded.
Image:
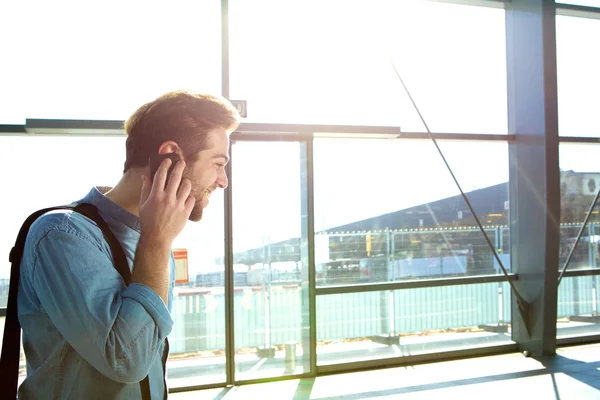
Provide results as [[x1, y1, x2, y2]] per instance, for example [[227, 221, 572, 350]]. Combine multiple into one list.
[[17, 187, 175, 399]]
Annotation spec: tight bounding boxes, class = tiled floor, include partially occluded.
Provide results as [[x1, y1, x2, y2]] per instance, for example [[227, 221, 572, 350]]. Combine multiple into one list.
[[171, 343, 600, 399]]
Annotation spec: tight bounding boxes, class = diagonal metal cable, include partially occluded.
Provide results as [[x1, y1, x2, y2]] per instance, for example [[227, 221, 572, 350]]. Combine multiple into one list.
[[389, 58, 532, 337]]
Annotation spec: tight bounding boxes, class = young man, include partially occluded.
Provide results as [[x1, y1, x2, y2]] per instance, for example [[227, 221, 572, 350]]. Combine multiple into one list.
[[16, 91, 240, 398]]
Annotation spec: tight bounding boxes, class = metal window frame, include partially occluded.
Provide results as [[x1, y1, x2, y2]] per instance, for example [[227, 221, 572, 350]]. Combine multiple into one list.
[[557, 334, 600, 346], [559, 137, 600, 143], [217, 0, 600, 388], [556, 3, 600, 19], [317, 343, 519, 375], [316, 274, 518, 296], [561, 268, 600, 278], [506, 0, 561, 356], [225, 135, 314, 387]]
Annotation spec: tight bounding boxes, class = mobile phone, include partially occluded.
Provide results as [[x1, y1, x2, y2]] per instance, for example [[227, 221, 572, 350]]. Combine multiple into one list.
[[149, 153, 181, 183]]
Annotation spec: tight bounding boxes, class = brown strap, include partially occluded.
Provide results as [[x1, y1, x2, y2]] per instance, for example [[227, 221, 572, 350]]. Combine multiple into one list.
[[140, 375, 151, 399]]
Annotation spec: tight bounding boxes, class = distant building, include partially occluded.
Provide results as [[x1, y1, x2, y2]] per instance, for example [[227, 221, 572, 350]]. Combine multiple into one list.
[[227, 171, 600, 281]]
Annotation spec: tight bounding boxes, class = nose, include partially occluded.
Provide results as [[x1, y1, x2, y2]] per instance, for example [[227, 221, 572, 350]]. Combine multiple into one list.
[[216, 167, 228, 189]]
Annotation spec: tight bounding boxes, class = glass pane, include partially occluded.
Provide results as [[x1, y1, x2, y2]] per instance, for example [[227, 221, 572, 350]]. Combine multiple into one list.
[[314, 138, 509, 287], [229, 0, 507, 133], [0, 0, 221, 123], [556, 16, 600, 137], [558, 143, 600, 338], [232, 141, 311, 380], [559, 143, 600, 271], [167, 190, 226, 387], [317, 282, 512, 365], [558, 276, 600, 339], [0, 135, 228, 387]]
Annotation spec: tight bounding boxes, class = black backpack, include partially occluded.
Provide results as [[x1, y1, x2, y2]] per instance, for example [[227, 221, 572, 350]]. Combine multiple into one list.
[[0, 203, 151, 399]]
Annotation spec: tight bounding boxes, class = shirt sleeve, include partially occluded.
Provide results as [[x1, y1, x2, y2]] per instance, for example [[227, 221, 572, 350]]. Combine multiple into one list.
[[30, 225, 173, 383]]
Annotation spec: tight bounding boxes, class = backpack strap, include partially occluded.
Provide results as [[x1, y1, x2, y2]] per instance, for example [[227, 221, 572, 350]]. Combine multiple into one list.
[[0, 203, 151, 399], [1, 206, 73, 397]]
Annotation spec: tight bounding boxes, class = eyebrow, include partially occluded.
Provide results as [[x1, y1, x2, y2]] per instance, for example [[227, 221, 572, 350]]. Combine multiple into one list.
[[213, 153, 230, 163]]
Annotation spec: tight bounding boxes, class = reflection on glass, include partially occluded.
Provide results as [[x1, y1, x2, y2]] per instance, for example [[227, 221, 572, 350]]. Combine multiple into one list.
[[557, 15, 600, 137], [231, 141, 310, 380], [317, 283, 512, 365], [314, 138, 509, 286], [229, 0, 506, 133], [557, 143, 600, 337]]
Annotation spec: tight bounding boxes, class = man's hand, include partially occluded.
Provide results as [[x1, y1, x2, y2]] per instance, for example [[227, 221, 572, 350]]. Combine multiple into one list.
[[139, 158, 195, 245], [132, 158, 195, 305]]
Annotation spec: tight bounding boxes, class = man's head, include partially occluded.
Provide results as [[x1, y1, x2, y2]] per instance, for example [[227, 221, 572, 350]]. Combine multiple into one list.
[[124, 90, 240, 221]]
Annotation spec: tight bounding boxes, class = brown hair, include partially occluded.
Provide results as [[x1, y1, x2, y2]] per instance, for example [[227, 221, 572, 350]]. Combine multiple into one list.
[[123, 90, 240, 172]]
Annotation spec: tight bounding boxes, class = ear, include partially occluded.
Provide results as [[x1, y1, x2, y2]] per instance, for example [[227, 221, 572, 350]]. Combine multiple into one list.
[[157, 141, 185, 160]]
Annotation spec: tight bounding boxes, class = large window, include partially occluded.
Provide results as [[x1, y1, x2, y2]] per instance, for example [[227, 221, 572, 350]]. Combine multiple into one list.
[[8, 0, 597, 391], [557, 143, 600, 339], [556, 15, 600, 137], [0, 0, 221, 123], [229, 0, 507, 133]]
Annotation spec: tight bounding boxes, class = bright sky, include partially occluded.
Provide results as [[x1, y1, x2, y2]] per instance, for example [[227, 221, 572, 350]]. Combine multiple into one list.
[[0, 0, 222, 122], [1, 1, 600, 279]]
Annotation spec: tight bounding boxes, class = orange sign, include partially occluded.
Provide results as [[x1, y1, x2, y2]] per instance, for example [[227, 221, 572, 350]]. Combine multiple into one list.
[[173, 249, 189, 284]]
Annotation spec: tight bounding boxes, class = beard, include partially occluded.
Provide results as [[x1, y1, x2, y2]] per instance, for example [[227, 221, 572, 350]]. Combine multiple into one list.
[[189, 199, 204, 222], [188, 187, 211, 222]]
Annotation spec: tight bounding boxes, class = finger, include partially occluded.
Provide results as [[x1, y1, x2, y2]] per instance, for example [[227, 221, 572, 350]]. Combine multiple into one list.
[[153, 158, 173, 192], [140, 175, 151, 205], [184, 194, 195, 215], [165, 160, 186, 197], [176, 178, 192, 201]]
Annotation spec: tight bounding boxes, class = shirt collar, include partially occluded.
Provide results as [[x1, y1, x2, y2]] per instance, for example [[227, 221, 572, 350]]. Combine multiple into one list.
[[78, 186, 141, 232]]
